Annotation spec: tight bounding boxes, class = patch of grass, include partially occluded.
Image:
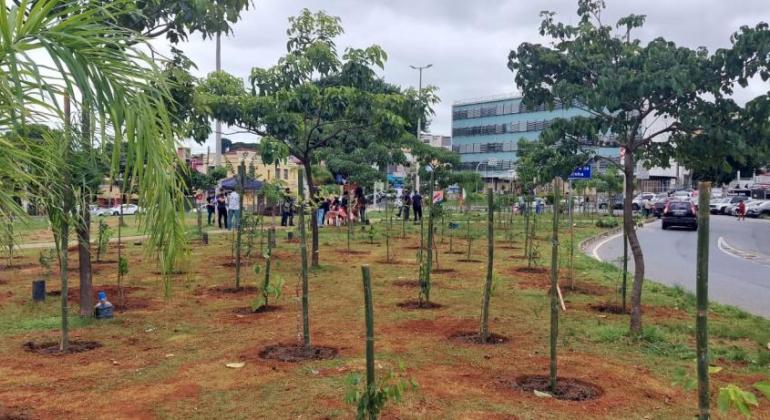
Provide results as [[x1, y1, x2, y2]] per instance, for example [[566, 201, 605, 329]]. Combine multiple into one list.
[[591, 324, 627, 343], [10, 315, 97, 332]]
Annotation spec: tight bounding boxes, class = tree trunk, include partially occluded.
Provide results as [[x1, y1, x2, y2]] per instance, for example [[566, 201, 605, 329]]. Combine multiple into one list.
[[361, 265, 376, 419], [263, 232, 273, 307], [77, 201, 93, 317], [303, 162, 319, 268], [480, 188, 494, 343], [424, 170, 434, 302], [696, 182, 711, 419], [298, 168, 310, 349], [523, 192, 531, 259], [235, 162, 245, 289], [59, 217, 70, 352], [625, 150, 646, 335], [549, 178, 561, 393]]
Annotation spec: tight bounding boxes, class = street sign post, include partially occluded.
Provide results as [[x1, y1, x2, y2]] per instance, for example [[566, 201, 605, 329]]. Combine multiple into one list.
[[569, 165, 592, 180]]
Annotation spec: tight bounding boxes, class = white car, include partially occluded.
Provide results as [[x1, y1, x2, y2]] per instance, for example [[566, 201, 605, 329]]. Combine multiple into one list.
[[747, 200, 770, 218], [632, 192, 655, 211], [109, 204, 141, 216]]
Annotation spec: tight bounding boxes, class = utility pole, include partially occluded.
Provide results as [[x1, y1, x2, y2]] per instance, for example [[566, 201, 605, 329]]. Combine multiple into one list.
[[410, 64, 432, 193]]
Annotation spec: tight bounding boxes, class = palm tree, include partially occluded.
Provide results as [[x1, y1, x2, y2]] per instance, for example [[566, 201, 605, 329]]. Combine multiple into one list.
[[0, 0, 188, 351]]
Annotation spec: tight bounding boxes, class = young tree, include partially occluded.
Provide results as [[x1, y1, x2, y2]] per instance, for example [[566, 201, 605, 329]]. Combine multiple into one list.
[[508, 0, 734, 334], [197, 9, 429, 268], [480, 188, 495, 343], [1, 1, 190, 350]]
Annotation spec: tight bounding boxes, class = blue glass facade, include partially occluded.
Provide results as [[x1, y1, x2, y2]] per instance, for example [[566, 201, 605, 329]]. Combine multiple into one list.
[[451, 95, 619, 178]]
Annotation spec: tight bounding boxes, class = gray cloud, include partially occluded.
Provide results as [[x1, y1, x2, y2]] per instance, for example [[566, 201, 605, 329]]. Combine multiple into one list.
[[175, 0, 770, 151]]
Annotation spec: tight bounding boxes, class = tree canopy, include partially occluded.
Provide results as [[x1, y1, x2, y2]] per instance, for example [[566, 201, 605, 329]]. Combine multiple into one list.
[[507, 0, 770, 334], [196, 8, 444, 266]]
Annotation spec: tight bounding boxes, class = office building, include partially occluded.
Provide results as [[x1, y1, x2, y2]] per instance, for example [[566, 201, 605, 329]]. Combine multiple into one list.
[[451, 94, 619, 189]]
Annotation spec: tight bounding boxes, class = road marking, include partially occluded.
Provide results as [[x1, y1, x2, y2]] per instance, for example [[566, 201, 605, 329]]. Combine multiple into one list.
[[591, 231, 624, 262], [718, 236, 770, 267]]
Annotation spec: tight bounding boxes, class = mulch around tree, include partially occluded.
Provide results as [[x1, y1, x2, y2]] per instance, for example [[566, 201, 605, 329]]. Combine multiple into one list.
[[445, 251, 465, 255], [448, 331, 509, 345], [456, 259, 482, 263], [507, 375, 603, 401], [497, 245, 521, 250], [589, 303, 629, 314], [23, 340, 102, 356], [397, 300, 444, 310], [257, 344, 338, 362], [432, 268, 456, 274], [232, 305, 281, 316]]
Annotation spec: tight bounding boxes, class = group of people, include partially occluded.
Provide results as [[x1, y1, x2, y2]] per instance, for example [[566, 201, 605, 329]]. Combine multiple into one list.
[[316, 187, 368, 227], [395, 189, 423, 222], [207, 184, 404, 230], [206, 190, 241, 230]]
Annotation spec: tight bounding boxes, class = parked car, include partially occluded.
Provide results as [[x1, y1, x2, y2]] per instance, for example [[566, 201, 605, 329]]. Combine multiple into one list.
[[671, 190, 692, 200], [662, 200, 698, 230], [598, 196, 624, 210], [109, 204, 142, 216], [632, 192, 655, 211], [711, 196, 746, 214], [746, 200, 770, 218], [91, 206, 113, 217]]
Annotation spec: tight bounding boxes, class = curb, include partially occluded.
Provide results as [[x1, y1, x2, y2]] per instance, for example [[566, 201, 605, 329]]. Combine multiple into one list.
[[579, 217, 658, 255]]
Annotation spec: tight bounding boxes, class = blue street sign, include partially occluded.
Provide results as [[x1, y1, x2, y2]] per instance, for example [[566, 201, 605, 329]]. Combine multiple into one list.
[[569, 165, 592, 179]]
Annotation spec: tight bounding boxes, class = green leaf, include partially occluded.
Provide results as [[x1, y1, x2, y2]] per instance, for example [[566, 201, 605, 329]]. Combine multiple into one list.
[[754, 381, 770, 400]]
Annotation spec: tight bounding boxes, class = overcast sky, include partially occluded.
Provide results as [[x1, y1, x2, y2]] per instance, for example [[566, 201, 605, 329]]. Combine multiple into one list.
[[173, 0, 770, 152]]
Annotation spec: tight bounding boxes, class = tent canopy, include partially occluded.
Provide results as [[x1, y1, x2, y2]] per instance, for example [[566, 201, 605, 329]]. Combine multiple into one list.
[[218, 176, 263, 191]]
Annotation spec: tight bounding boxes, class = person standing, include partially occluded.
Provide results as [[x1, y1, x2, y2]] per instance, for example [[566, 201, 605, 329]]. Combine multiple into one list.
[[400, 189, 411, 221], [216, 194, 228, 229], [281, 188, 295, 227], [318, 198, 330, 228], [737, 199, 746, 222], [227, 189, 240, 230], [206, 194, 215, 226], [354, 186, 367, 225], [412, 190, 423, 222]]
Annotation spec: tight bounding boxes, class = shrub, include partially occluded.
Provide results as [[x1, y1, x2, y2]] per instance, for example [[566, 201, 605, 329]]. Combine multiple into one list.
[[596, 217, 619, 228]]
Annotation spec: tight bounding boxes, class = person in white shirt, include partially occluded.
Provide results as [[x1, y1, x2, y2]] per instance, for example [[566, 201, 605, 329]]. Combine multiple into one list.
[[227, 190, 240, 230]]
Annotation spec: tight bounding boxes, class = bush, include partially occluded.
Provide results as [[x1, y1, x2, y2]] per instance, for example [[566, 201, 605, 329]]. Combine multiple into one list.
[[596, 217, 619, 228]]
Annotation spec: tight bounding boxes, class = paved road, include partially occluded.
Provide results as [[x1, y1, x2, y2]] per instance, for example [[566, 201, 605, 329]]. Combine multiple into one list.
[[592, 216, 770, 318]]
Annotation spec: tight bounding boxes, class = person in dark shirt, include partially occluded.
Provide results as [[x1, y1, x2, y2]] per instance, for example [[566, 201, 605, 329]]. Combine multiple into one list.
[[281, 188, 295, 226], [216, 194, 228, 229], [399, 189, 411, 220], [412, 191, 423, 222], [318, 198, 331, 227], [206, 195, 215, 226]]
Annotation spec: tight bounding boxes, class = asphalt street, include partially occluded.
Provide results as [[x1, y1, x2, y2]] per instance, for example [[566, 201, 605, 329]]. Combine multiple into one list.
[[592, 215, 770, 318]]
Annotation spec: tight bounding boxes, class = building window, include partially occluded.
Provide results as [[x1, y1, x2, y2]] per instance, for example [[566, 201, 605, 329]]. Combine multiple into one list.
[[275, 167, 280, 180], [283, 169, 289, 180]]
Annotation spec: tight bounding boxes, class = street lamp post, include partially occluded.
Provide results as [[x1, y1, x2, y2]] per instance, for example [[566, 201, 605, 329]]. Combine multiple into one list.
[[410, 64, 432, 193]]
